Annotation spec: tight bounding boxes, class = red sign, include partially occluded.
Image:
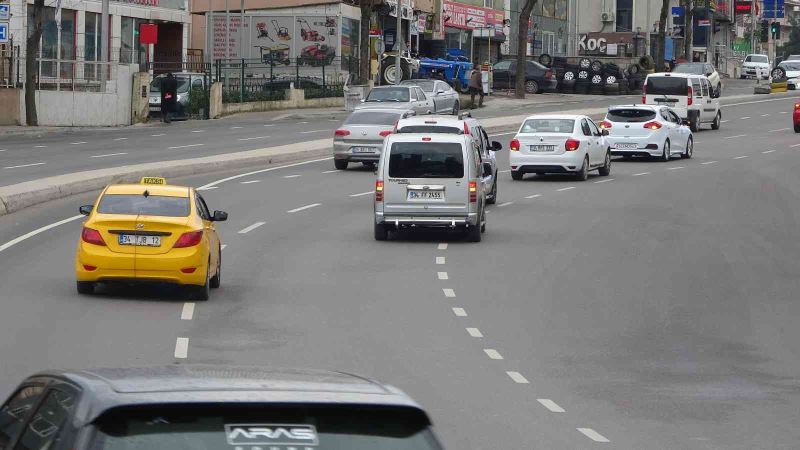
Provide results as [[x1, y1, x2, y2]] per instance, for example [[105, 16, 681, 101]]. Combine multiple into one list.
[[139, 23, 158, 44], [443, 0, 504, 31], [734, 0, 758, 14]]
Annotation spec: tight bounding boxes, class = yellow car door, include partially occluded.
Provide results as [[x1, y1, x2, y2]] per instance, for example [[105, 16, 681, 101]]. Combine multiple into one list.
[[194, 191, 221, 275]]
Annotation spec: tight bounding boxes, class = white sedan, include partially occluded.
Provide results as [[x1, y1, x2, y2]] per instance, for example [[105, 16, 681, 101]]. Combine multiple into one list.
[[509, 114, 611, 181], [600, 105, 693, 161]]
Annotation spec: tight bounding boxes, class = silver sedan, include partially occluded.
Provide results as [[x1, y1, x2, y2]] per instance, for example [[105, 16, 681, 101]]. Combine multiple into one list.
[[332, 108, 416, 170], [401, 79, 460, 115], [355, 86, 434, 116]]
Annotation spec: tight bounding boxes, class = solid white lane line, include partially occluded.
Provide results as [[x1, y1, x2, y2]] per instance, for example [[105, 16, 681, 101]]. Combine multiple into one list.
[[287, 203, 321, 213], [762, 150, 776, 154], [577, 428, 610, 443], [151, 133, 166, 137], [739, 117, 751, 120], [437, 272, 448, 280], [633, 172, 650, 176], [70, 141, 87, 145], [238, 136, 271, 141], [191, 130, 205, 133], [701, 161, 718, 165], [725, 134, 747, 139], [537, 399, 566, 413], [113, 137, 128, 141], [197, 186, 218, 191], [220, 244, 227, 250], [174, 337, 189, 359], [0, 215, 83, 253], [497, 201, 513, 207], [322, 169, 339, 173], [168, 143, 204, 149], [667, 166, 685, 170], [181, 303, 195, 320], [506, 371, 529, 384], [283, 174, 301, 178], [349, 191, 373, 197], [240, 180, 261, 184], [442, 288, 456, 298], [299, 129, 327, 134], [734, 155, 749, 159], [594, 178, 614, 183], [90, 152, 128, 158], [238, 222, 265, 234], [466, 328, 483, 338], [452, 307, 467, 317], [438, 243, 448, 250], [4, 162, 46, 169], [525, 193, 542, 198], [484, 349, 504, 360], [198, 157, 332, 189], [557, 186, 575, 192], [436, 256, 446, 265], [769, 128, 790, 132]]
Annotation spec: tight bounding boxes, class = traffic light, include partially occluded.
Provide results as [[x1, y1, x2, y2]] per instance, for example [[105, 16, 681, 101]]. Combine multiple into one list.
[[771, 22, 781, 39], [761, 20, 769, 42]]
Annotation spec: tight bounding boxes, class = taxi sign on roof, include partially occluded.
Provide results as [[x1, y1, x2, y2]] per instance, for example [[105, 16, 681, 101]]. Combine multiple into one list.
[[140, 177, 166, 185]]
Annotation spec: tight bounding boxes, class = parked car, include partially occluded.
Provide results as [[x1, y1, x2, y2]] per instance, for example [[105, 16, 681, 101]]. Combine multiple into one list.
[[672, 62, 722, 96], [643, 72, 721, 132], [741, 54, 770, 79], [492, 59, 558, 94], [400, 79, 460, 114], [600, 104, 693, 160], [775, 60, 800, 89], [333, 108, 416, 170], [356, 86, 434, 115], [149, 73, 206, 119]]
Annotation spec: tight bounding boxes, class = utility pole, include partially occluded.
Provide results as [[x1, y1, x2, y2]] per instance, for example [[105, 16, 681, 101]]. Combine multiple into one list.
[[225, 0, 230, 59], [239, 0, 244, 60], [394, 0, 402, 84], [100, 0, 108, 81], [751, 0, 757, 54], [207, 0, 213, 63], [707, 0, 713, 63]]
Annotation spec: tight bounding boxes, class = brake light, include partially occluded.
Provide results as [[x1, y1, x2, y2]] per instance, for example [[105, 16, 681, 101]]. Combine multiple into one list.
[[463, 122, 470, 134], [687, 86, 693, 106], [565, 138, 580, 151], [545, 70, 553, 79], [510, 138, 520, 151], [83, 265, 97, 271], [180, 267, 197, 273], [81, 227, 106, 246], [422, 136, 432, 141], [642, 84, 646, 104], [599, 120, 612, 129], [334, 129, 350, 137], [643, 121, 662, 130], [173, 230, 203, 248], [794, 103, 800, 110], [375, 180, 384, 202], [468, 181, 477, 203], [379, 130, 393, 137]]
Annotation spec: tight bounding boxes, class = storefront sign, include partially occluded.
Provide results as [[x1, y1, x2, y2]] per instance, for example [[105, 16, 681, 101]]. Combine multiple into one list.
[[578, 32, 635, 55], [442, 0, 504, 32], [139, 23, 158, 44]]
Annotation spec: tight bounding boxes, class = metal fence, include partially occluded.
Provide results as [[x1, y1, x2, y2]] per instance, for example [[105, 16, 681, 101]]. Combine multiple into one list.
[[32, 59, 118, 92], [215, 56, 357, 104], [0, 43, 20, 88]]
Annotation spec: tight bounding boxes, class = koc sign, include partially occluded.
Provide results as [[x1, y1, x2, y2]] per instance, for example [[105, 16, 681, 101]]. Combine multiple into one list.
[[578, 32, 635, 55], [579, 35, 606, 53]]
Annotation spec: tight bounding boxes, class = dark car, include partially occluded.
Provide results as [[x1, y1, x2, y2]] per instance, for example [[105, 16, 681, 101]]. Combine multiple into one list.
[[492, 59, 557, 94], [0, 366, 445, 450]]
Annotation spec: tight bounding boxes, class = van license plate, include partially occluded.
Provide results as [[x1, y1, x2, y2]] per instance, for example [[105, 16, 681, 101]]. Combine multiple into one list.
[[615, 143, 638, 150], [530, 145, 555, 152], [118, 235, 161, 247], [407, 190, 444, 201], [352, 146, 376, 153]]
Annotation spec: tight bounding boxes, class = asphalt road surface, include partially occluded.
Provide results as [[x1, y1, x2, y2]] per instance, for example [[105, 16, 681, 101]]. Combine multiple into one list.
[[2, 91, 800, 449]]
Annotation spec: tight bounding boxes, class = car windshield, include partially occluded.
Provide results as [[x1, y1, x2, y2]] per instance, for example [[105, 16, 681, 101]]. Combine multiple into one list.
[[344, 111, 405, 125], [746, 55, 769, 63], [779, 62, 800, 71], [397, 125, 462, 134], [96, 194, 190, 217], [606, 109, 657, 123], [91, 406, 442, 450], [520, 119, 575, 133], [645, 76, 687, 96], [673, 63, 705, 74], [402, 81, 435, 92], [389, 142, 464, 178], [150, 77, 192, 94], [366, 88, 410, 102]]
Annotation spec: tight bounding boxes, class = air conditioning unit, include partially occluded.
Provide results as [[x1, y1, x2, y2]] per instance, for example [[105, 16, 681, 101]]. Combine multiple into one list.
[[601, 11, 615, 23], [402, 5, 412, 19]]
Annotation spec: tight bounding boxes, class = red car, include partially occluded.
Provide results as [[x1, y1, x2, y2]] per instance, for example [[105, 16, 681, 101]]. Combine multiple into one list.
[[794, 102, 800, 132]]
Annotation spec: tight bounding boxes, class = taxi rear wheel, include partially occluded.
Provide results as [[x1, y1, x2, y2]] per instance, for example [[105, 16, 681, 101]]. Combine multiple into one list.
[[189, 261, 211, 301], [76, 281, 95, 295], [209, 252, 221, 289]]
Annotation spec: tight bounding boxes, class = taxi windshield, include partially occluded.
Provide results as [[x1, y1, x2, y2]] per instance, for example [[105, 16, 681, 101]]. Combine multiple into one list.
[[91, 406, 442, 450], [97, 194, 190, 217]]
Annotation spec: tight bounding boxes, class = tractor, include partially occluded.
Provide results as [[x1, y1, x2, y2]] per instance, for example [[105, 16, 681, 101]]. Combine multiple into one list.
[[298, 18, 325, 42], [416, 49, 473, 92]]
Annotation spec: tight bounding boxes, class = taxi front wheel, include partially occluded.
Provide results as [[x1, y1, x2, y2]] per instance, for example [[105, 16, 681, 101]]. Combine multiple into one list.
[[76, 281, 95, 295]]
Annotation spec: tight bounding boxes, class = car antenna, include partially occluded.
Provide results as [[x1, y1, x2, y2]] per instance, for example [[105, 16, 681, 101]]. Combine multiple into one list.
[[143, 190, 150, 198]]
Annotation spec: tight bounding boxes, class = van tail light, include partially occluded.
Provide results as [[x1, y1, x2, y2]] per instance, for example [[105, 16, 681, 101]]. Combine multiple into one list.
[[81, 227, 106, 246], [510, 138, 520, 151], [687, 86, 693, 106], [565, 138, 580, 151], [642, 84, 646, 104], [334, 129, 350, 137], [375, 180, 384, 202], [468, 181, 477, 203], [643, 121, 662, 130], [599, 120, 612, 129], [173, 230, 204, 248], [379, 130, 393, 137]]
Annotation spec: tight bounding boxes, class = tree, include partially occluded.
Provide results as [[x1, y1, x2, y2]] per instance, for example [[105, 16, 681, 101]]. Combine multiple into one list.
[[682, 0, 694, 61], [25, 0, 45, 125], [357, 0, 379, 84], [514, 0, 538, 99], [777, 15, 800, 58], [655, 0, 670, 71]]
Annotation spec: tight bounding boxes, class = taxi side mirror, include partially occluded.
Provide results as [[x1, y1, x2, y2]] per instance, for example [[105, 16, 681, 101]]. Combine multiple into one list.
[[491, 141, 503, 151], [601, 129, 610, 136], [79, 205, 93, 216], [211, 210, 228, 222], [681, 119, 691, 126]]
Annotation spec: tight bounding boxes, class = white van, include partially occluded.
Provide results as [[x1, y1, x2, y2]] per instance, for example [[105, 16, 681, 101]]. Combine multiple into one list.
[[643, 73, 721, 132]]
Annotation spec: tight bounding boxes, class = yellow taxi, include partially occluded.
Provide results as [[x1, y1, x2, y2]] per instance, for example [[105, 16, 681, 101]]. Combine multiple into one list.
[[75, 177, 227, 300]]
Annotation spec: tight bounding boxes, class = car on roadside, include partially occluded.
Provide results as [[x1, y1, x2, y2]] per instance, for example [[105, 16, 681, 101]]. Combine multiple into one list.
[[491, 59, 558, 94], [0, 366, 446, 450], [394, 114, 501, 204], [599, 104, 693, 160], [741, 54, 771, 80], [356, 85, 434, 115], [509, 114, 612, 181], [774, 60, 800, 89], [75, 177, 227, 301], [672, 62, 722, 97], [149, 72, 206, 120], [643, 72, 721, 132], [401, 79, 460, 115], [333, 108, 416, 170]]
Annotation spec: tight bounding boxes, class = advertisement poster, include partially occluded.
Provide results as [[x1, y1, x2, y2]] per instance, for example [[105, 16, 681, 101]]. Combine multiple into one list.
[[295, 16, 338, 66], [212, 15, 248, 60], [442, 0, 504, 35], [252, 16, 294, 66]]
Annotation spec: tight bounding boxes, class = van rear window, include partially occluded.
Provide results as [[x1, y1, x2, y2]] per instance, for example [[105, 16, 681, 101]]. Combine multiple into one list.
[[389, 142, 464, 178], [606, 109, 656, 123], [645, 77, 687, 96]]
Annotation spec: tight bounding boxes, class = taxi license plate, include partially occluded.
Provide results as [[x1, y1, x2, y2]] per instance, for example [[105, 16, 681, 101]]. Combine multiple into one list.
[[407, 190, 444, 201], [616, 143, 638, 150], [530, 145, 555, 152], [352, 146, 376, 153], [118, 234, 161, 247]]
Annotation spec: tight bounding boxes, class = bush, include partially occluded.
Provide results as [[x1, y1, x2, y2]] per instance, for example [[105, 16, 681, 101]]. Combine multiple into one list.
[[187, 87, 208, 115]]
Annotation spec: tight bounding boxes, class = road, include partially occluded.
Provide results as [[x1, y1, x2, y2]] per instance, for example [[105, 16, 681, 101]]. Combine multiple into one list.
[[2, 91, 800, 449]]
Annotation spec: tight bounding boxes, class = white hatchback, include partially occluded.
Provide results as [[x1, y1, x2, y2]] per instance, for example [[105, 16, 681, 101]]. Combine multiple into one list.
[[600, 105, 693, 161], [509, 114, 611, 181]]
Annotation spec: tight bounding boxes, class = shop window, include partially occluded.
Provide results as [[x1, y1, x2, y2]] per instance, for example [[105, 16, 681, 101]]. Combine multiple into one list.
[[616, 0, 633, 32], [120, 17, 146, 64], [26, 6, 76, 80]]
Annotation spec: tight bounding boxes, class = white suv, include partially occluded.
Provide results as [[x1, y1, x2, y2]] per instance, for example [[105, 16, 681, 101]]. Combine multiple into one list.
[[742, 54, 771, 80], [643, 72, 721, 132]]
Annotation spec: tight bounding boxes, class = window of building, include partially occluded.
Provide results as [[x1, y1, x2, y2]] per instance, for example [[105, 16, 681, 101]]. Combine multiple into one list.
[[616, 0, 633, 32], [27, 6, 76, 80], [120, 17, 146, 64], [484, 0, 493, 8]]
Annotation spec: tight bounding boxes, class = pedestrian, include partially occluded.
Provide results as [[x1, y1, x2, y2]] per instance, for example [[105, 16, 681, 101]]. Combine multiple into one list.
[[160, 72, 178, 123], [469, 68, 484, 109]]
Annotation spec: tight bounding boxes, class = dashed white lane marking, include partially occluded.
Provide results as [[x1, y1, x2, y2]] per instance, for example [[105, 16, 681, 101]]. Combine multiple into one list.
[[238, 222, 265, 234], [557, 186, 575, 192], [779, 111, 789, 114], [791, 143, 800, 148], [701, 161, 718, 165], [725, 134, 747, 139], [238, 136, 271, 141], [263, 124, 275, 127], [769, 128, 790, 132], [577, 428, 610, 443], [436, 256, 446, 265], [70, 141, 87, 145], [220, 244, 227, 250], [525, 193, 542, 198], [34, 145, 47, 148], [498, 169, 511, 173], [181, 303, 195, 320], [328, 119, 339, 122], [197, 186, 218, 191], [739, 117, 751, 120], [191, 130, 205, 133], [287, 203, 321, 213], [174, 337, 189, 359], [734, 155, 749, 159], [453, 307, 467, 317], [299, 121, 309, 124], [537, 399, 566, 413], [437, 272, 448, 280], [442, 288, 456, 298], [0, 215, 83, 253], [91, 152, 128, 158], [113, 137, 128, 141], [438, 243, 448, 250], [168, 143, 204, 149], [349, 191, 373, 197], [283, 174, 301, 178], [466, 328, 483, 338], [594, 178, 614, 183], [667, 166, 685, 170], [151, 133, 165, 137], [198, 157, 332, 190], [721, 120, 729, 123], [506, 371, 529, 384], [4, 162, 46, 169], [497, 201, 513, 207], [299, 129, 327, 134], [322, 169, 339, 173], [761, 113, 770, 117], [762, 150, 776, 154], [484, 349, 504, 360], [231, 126, 243, 129], [632, 172, 650, 176], [240, 180, 260, 184]]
